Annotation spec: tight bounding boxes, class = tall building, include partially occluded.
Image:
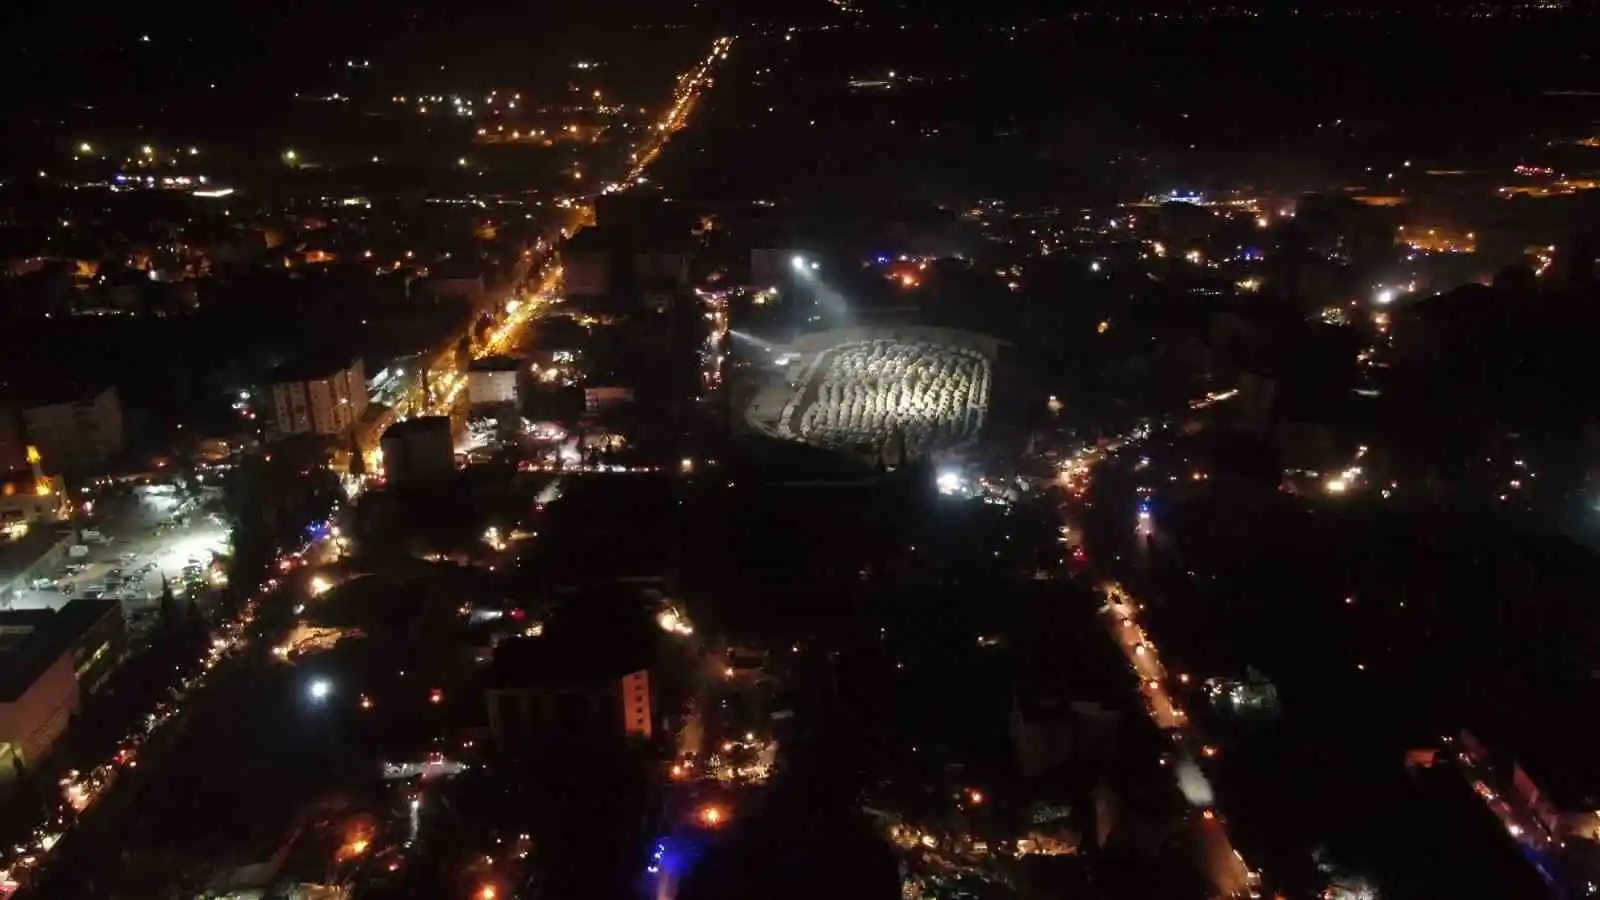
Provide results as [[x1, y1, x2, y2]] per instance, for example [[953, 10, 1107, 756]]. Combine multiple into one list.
[[467, 356, 522, 407], [0, 598, 129, 775], [562, 224, 690, 306], [486, 633, 655, 756], [379, 415, 455, 485], [19, 387, 124, 472], [0, 453, 66, 530], [268, 359, 367, 439], [561, 228, 613, 299], [0, 410, 26, 473]]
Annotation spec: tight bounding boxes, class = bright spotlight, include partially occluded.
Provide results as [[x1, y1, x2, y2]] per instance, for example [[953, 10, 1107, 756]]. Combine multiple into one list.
[[791, 255, 806, 270], [309, 678, 332, 701], [810, 261, 820, 271], [1375, 288, 1395, 306], [935, 470, 966, 496]]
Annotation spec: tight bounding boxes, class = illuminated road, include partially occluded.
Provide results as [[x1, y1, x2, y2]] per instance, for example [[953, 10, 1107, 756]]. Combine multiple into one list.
[[619, 37, 733, 188], [1101, 582, 1259, 899], [419, 36, 733, 424], [2, 35, 742, 900], [1057, 428, 1261, 899]]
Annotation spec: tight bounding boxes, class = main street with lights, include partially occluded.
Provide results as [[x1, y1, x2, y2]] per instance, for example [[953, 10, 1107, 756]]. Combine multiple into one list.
[[7, 37, 735, 900]]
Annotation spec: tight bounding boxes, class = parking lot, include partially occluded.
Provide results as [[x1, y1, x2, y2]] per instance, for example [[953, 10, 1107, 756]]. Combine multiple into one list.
[[9, 480, 231, 638]]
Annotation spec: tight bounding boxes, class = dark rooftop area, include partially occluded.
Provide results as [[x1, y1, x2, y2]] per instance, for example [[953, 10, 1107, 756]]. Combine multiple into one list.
[[468, 355, 522, 372], [269, 355, 360, 384], [0, 528, 71, 581], [0, 598, 120, 701], [488, 631, 652, 689], [1474, 681, 1600, 812], [381, 415, 451, 439]]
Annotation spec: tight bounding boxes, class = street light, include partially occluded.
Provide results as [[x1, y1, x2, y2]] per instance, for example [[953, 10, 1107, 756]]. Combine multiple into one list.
[[697, 804, 728, 827], [309, 678, 332, 701]]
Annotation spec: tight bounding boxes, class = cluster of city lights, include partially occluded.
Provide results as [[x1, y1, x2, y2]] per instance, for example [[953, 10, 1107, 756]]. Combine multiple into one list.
[[1, 520, 341, 894], [12, 44, 735, 895]]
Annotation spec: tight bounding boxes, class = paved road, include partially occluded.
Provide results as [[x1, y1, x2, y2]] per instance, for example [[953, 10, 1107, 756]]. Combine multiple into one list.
[[1054, 443, 1261, 899]]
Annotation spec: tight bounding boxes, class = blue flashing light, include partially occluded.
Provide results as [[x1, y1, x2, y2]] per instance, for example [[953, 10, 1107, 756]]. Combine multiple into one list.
[[645, 837, 701, 879]]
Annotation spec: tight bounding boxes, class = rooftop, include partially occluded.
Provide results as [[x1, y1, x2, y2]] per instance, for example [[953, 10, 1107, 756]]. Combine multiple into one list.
[[488, 630, 652, 690], [1477, 680, 1600, 812], [0, 598, 120, 701], [0, 527, 72, 583], [270, 355, 359, 384], [0, 379, 114, 411], [468, 355, 523, 372], [382, 415, 451, 440], [488, 588, 658, 690]]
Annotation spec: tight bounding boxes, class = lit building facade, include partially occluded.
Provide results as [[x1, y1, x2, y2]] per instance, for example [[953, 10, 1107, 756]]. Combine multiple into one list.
[[269, 359, 368, 438], [19, 387, 124, 472]]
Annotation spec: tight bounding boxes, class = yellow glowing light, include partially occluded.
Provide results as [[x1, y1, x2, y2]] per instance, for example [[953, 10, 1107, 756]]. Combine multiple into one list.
[[698, 805, 727, 826]]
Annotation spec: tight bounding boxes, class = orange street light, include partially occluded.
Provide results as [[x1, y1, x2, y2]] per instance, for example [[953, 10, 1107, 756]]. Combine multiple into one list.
[[697, 804, 727, 827]]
